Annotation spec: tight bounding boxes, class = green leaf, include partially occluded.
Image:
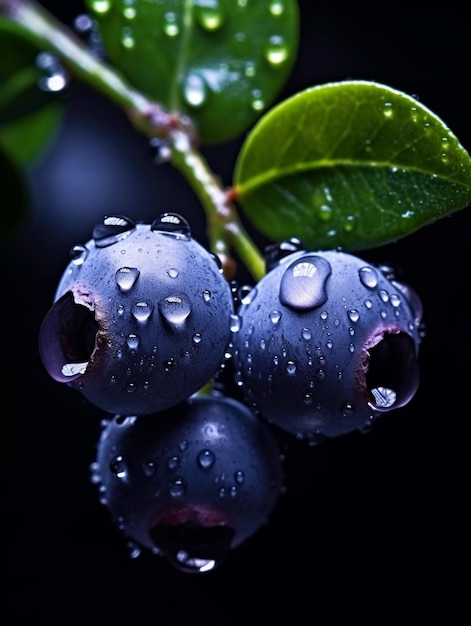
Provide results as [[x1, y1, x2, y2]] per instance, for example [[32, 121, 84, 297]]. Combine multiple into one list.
[[85, 0, 299, 145], [233, 80, 471, 251], [0, 146, 29, 237], [0, 21, 64, 166]]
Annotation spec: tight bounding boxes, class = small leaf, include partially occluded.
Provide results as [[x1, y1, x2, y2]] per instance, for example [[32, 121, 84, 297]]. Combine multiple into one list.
[[85, 0, 299, 145], [233, 80, 471, 251], [0, 22, 64, 166]]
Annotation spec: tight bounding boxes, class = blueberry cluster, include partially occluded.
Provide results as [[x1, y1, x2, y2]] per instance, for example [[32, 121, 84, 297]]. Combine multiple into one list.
[[39, 214, 424, 573]]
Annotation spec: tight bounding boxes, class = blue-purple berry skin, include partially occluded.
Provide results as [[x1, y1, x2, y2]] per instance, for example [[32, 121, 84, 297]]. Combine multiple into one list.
[[92, 395, 283, 571], [232, 249, 423, 443], [39, 215, 234, 416]]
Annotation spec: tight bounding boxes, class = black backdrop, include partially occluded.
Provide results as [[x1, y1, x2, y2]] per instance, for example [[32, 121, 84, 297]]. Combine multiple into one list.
[[3, 2, 469, 624]]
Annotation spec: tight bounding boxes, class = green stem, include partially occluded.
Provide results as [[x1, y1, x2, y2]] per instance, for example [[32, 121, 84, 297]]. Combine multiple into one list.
[[0, 0, 265, 281]]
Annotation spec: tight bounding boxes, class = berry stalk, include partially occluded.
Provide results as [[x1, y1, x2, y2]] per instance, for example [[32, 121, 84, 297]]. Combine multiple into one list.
[[0, 0, 265, 280]]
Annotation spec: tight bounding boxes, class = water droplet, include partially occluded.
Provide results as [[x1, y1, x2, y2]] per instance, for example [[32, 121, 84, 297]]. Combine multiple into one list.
[[279, 255, 332, 311], [131, 301, 154, 322], [264, 237, 303, 271], [287, 360, 297, 375], [164, 357, 176, 372], [126, 334, 139, 350], [379, 290, 389, 303], [159, 294, 192, 325], [347, 309, 360, 323], [151, 213, 191, 239], [149, 137, 172, 164], [110, 455, 128, 480], [197, 449, 216, 470], [93, 215, 135, 248], [244, 60, 255, 76], [251, 89, 265, 111], [234, 470, 245, 484], [383, 102, 394, 118], [364, 299, 373, 309], [269, 0, 284, 16], [70, 244, 89, 265], [359, 266, 378, 289], [202, 289, 211, 302], [142, 461, 156, 477], [390, 294, 401, 307], [127, 541, 141, 559], [269, 310, 282, 325], [192, 332, 202, 344], [121, 26, 135, 48], [240, 285, 257, 305], [123, 0, 137, 19], [163, 11, 179, 36], [302, 328, 312, 341], [370, 387, 397, 410], [127, 381, 138, 394], [341, 403, 355, 418], [167, 455, 181, 471], [167, 268, 179, 279], [36, 51, 69, 92], [168, 477, 186, 498], [343, 215, 356, 232], [318, 204, 332, 221], [183, 72, 207, 108], [194, 0, 225, 31], [229, 314, 241, 333], [89, 0, 111, 14], [116, 267, 140, 292], [265, 34, 288, 65]]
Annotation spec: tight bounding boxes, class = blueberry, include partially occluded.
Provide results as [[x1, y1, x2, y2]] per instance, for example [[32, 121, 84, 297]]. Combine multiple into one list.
[[39, 213, 234, 416], [232, 246, 424, 443], [91, 395, 284, 573]]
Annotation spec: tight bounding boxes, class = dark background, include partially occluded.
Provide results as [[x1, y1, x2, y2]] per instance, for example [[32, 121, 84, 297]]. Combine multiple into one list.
[[3, 1, 469, 624]]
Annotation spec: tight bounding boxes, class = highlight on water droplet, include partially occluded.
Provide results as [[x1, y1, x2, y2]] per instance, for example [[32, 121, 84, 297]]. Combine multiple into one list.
[[61, 362, 88, 377]]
